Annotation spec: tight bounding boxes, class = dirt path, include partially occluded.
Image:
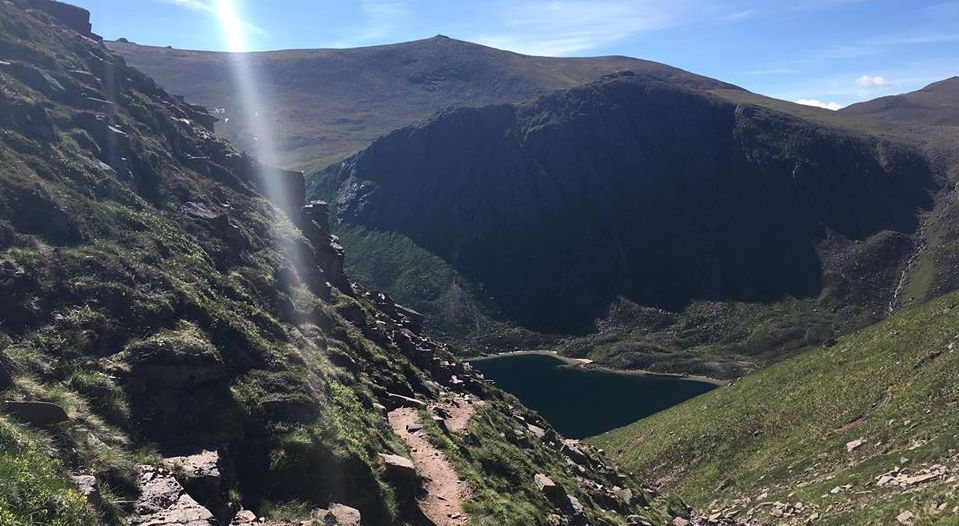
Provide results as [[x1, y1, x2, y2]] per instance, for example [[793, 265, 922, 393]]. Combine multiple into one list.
[[388, 399, 477, 526], [431, 394, 483, 434]]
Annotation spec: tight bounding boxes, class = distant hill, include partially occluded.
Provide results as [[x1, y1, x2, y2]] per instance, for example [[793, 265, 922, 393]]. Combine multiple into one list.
[[108, 37, 732, 170], [843, 78, 959, 317], [843, 76, 959, 128], [317, 72, 940, 376]]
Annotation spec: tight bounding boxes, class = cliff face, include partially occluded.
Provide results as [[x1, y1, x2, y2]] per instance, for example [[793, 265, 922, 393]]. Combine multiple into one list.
[[0, 3, 676, 525], [323, 74, 936, 336]]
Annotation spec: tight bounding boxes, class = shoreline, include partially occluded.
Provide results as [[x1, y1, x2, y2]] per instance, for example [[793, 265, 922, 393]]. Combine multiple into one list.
[[467, 350, 727, 386]]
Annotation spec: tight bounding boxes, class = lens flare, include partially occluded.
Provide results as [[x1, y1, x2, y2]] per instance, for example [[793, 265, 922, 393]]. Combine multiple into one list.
[[213, 0, 310, 283]]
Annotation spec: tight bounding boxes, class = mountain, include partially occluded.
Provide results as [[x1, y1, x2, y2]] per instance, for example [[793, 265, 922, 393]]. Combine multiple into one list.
[[843, 76, 959, 129], [317, 72, 941, 377], [840, 78, 959, 320], [108, 37, 730, 171], [592, 285, 959, 526], [0, 2, 681, 525]]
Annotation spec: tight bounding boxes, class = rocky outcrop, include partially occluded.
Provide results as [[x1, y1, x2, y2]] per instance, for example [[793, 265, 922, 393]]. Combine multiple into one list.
[[303, 200, 348, 290], [27, 0, 93, 37], [131, 466, 216, 526], [163, 450, 228, 521]]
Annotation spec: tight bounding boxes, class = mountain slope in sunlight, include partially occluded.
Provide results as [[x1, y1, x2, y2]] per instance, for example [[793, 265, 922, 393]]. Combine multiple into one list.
[[592, 286, 959, 525], [108, 36, 737, 171]]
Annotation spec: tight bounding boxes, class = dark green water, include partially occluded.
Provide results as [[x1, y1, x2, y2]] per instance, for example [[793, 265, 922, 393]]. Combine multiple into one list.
[[469, 353, 716, 439]]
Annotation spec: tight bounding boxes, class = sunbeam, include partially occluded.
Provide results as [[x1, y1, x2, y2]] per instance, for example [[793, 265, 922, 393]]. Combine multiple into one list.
[[212, 0, 312, 283]]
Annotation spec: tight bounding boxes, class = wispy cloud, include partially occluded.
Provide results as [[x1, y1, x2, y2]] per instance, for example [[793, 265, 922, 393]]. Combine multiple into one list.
[[795, 98, 843, 110], [722, 9, 757, 21], [746, 67, 795, 75], [152, 0, 267, 37], [470, 0, 712, 56], [331, 0, 416, 47]]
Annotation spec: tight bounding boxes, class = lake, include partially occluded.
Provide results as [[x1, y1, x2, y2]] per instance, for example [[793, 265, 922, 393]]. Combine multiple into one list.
[[469, 353, 717, 439]]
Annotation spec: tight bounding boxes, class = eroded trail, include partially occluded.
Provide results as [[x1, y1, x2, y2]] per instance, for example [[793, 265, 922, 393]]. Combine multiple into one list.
[[387, 397, 479, 526]]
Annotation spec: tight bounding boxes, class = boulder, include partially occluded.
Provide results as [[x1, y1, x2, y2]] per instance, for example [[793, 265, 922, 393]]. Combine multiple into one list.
[[383, 392, 426, 410], [28, 0, 93, 36], [229, 509, 257, 524], [379, 453, 419, 497], [70, 474, 100, 507], [131, 466, 216, 525], [379, 453, 416, 475], [394, 304, 424, 333], [846, 438, 866, 452], [535, 473, 567, 505], [567, 495, 586, 525], [561, 440, 591, 466], [163, 450, 223, 515], [896, 511, 916, 525], [527, 424, 546, 440], [315, 503, 362, 526], [3, 400, 69, 426]]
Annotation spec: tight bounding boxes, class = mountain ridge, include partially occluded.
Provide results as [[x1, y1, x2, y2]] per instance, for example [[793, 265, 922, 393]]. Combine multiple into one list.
[[315, 71, 941, 376], [108, 36, 740, 171]]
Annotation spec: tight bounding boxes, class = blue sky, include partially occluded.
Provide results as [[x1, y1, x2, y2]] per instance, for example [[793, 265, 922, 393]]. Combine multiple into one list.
[[73, 0, 959, 109]]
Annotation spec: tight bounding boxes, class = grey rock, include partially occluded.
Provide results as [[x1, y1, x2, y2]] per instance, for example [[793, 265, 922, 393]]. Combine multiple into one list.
[[131, 466, 215, 525], [71, 474, 100, 507]]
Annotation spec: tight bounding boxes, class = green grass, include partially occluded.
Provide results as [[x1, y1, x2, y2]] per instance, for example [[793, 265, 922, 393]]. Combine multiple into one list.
[[591, 289, 959, 525], [422, 402, 678, 526], [0, 418, 97, 526], [336, 225, 550, 351]]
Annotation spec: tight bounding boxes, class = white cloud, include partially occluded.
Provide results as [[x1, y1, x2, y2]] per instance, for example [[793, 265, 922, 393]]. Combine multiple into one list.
[[856, 75, 893, 88], [795, 98, 843, 110]]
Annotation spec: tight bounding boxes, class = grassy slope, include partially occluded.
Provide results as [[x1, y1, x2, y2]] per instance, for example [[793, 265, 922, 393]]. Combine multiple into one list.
[[591, 289, 959, 525], [336, 225, 551, 351], [0, 418, 95, 526]]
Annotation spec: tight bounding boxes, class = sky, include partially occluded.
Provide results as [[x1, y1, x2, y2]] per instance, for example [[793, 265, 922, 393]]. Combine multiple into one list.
[[72, 0, 959, 109]]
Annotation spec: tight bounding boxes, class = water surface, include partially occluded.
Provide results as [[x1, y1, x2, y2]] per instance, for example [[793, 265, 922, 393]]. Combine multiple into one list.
[[469, 353, 716, 438]]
